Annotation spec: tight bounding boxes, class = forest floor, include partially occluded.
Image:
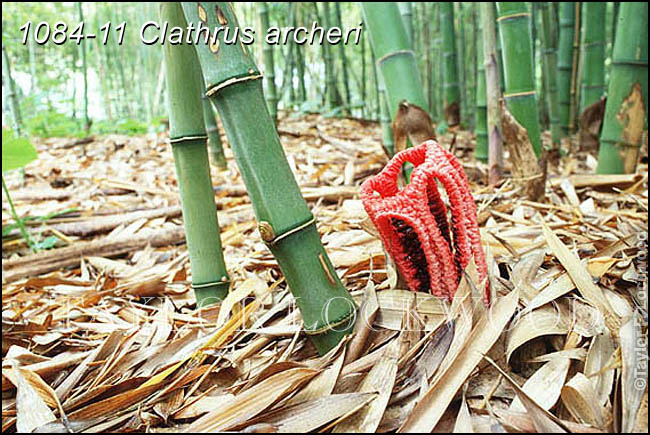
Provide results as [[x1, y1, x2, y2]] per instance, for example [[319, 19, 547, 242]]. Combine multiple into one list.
[[1, 113, 648, 433]]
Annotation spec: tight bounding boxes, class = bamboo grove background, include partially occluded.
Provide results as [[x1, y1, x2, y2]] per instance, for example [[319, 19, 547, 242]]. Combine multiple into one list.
[[1, 3, 633, 142]]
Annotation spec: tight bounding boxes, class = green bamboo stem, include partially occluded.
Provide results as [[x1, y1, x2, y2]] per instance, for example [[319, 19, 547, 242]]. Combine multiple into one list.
[[481, 2, 504, 184], [320, 2, 339, 111], [558, 2, 576, 137], [378, 72, 394, 156], [579, 2, 606, 113], [334, 3, 351, 110], [258, 3, 278, 124], [183, 2, 356, 354], [361, 2, 428, 136], [161, 2, 230, 307], [540, 2, 562, 147], [1, 45, 23, 136], [569, 2, 581, 134], [457, 3, 467, 127], [202, 98, 227, 170], [397, 2, 413, 48], [596, 2, 648, 174], [295, 6, 307, 105], [496, 2, 543, 157], [475, 17, 488, 162], [493, 3, 506, 93], [440, 2, 461, 126]]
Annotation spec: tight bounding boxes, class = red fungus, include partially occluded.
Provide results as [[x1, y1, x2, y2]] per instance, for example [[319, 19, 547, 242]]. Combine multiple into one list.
[[360, 141, 489, 305]]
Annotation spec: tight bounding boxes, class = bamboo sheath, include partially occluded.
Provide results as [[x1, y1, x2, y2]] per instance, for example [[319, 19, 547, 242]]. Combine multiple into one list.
[[182, 2, 356, 354]]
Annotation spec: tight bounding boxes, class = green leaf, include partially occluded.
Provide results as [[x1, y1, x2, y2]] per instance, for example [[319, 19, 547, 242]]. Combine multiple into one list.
[[33, 235, 59, 250], [2, 129, 37, 172]]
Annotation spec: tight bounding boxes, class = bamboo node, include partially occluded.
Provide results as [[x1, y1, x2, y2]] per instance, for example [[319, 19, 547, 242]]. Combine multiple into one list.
[[304, 309, 356, 336], [258, 221, 275, 242], [503, 90, 537, 99], [262, 217, 316, 246], [496, 12, 531, 22]]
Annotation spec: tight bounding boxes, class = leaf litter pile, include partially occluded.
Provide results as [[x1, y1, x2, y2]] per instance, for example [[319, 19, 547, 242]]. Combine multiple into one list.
[[2, 114, 648, 433]]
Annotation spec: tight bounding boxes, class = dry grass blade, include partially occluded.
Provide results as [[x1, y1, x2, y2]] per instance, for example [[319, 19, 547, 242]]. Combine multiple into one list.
[[398, 289, 519, 432], [186, 367, 318, 432]]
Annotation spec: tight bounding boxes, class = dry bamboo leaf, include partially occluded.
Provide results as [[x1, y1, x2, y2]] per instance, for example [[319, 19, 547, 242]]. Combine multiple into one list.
[[332, 333, 401, 433], [5, 368, 57, 433], [344, 281, 379, 365], [561, 372, 607, 429], [246, 393, 375, 433], [542, 223, 617, 324], [619, 315, 647, 433], [217, 276, 267, 328], [375, 289, 447, 330], [172, 394, 235, 420], [585, 329, 617, 407], [509, 357, 571, 412], [506, 306, 570, 363], [287, 347, 346, 406], [398, 290, 519, 432], [186, 367, 317, 432], [453, 392, 474, 433], [483, 356, 569, 433], [524, 257, 618, 313]]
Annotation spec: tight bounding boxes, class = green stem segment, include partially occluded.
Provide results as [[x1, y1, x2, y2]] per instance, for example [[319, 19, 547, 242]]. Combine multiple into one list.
[[258, 3, 278, 124], [161, 2, 229, 307], [558, 2, 576, 137], [540, 2, 561, 147], [440, 3, 461, 126], [183, 2, 356, 354], [579, 2, 606, 113], [361, 2, 428, 144], [475, 17, 488, 162], [496, 2, 543, 157], [202, 98, 227, 170], [2, 45, 23, 136], [597, 3, 648, 174]]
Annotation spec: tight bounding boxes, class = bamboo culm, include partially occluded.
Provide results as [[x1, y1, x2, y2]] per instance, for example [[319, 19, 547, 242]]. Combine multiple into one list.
[[160, 2, 230, 306], [496, 2, 543, 157], [258, 3, 278, 124], [557, 2, 576, 137], [596, 2, 648, 174], [480, 2, 504, 184], [182, 2, 356, 354], [361, 2, 428, 149], [579, 2, 606, 113], [202, 97, 227, 170], [540, 2, 562, 147], [440, 2, 461, 126]]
